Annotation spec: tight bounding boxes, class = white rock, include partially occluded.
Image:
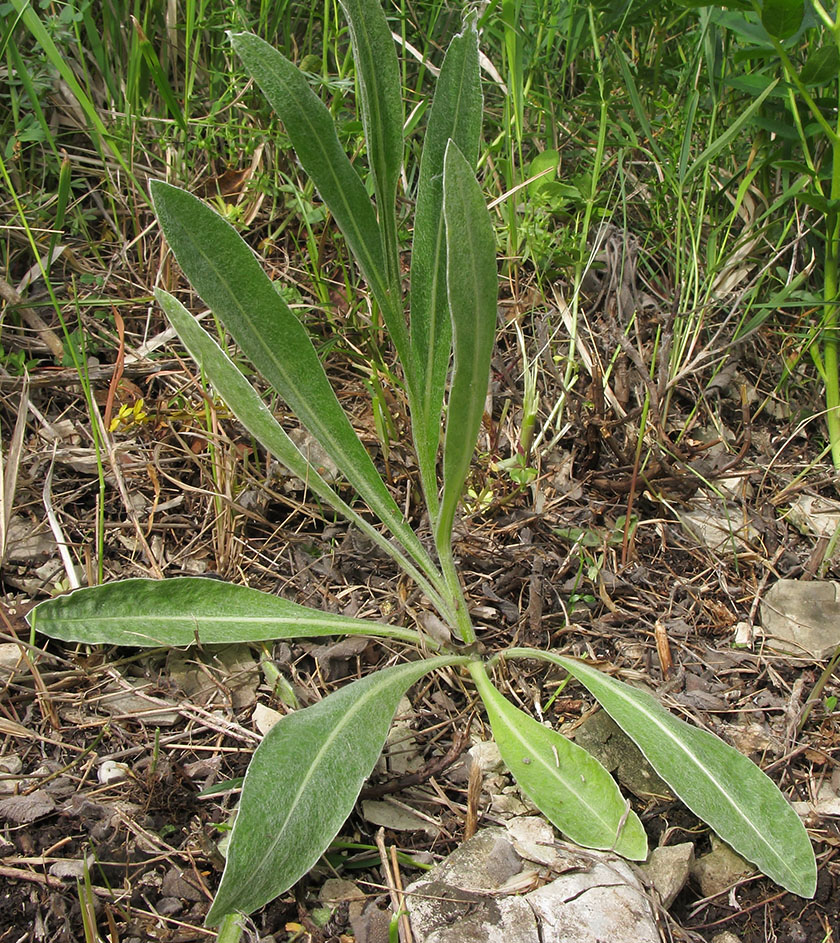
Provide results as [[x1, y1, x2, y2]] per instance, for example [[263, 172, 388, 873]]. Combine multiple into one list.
[[408, 827, 661, 943], [760, 579, 840, 660], [527, 854, 660, 943], [253, 702, 283, 735]]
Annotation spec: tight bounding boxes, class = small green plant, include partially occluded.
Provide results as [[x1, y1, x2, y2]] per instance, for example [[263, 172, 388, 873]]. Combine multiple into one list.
[[29, 0, 816, 926]]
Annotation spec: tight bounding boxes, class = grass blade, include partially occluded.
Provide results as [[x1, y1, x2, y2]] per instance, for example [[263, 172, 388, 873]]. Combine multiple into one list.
[[507, 649, 817, 898], [206, 656, 465, 924], [470, 664, 647, 859], [29, 577, 423, 647], [436, 141, 497, 548], [8, 0, 133, 182], [684, 78, 778, 182], [228, 32, 407, 363], [150, 181, 442, 590], [409, 20, 482, 515]]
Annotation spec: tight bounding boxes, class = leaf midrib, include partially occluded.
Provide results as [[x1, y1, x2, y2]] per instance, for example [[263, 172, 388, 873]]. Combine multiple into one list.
[[486, 688, 621, 838], [558, 656, 799, 881]]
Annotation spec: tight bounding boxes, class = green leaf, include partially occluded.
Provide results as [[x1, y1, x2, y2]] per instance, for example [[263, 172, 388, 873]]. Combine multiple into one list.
[[227, 32, 406, 365], [761, 0, 804, 39], [29, 577, 422, 647], [800, 44, 840, 87], [338, 0, 404, 299], [436, 141, 497, 548], [206, 656, 465, 924], [409, 20, 482, 515], [470, 664, 647, 859], [149, 182, 441, 596], [506, 649, 817, 898], [155, 289, 451, 616], [684, 78, 778, 181]]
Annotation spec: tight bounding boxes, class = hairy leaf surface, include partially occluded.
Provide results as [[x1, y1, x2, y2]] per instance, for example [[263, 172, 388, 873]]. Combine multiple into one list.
[[31, 577, 421, 647], [436, 141, 497, 547], [156, 289, 451, 616], [508, 649, 817, 898], [338, 0, 404, 302], [410, 21, 482, 514], [150, 181, 439, 586], [206, 656, 464, 923], [471, 664, 647, 859], [228, 32, 405, 359]]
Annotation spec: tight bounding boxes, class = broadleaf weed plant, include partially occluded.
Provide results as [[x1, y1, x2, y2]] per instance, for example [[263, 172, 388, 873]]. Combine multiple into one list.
[[30, 0, 816, 928]]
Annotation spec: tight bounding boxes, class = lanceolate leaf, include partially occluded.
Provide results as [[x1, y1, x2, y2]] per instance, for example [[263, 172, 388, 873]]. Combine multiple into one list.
[[149, 181, 440, 591], [507, 649, 817, 898], [30, 577, 423, 647], [470, 664, 647, 860], [436, 141, 497, 548], [228, 32, 406, 363], [205, 656, 466, 924], [409, 21, 482, 515], [338, 0, 404, 301], [156, 289, 453, 618]]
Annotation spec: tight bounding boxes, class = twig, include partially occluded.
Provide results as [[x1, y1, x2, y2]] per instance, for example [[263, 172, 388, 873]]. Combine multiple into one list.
[[375, 828, 413, 943]]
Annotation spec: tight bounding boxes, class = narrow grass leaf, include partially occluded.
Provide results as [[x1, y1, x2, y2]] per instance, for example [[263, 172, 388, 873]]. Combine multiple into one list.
[[149, 182, 438, 586], [507, 649, 817, 898], [156, 289, 452, 616], [338, 0, 404, 298], [409, 21, 482, 514], [131, 17, 187, 132], [29, 577, 422, 647], [8, 0, 133, 182], [436, 141, 497, 547], [206, 656, 465, 924], [684, 78, 778, 182], [228, 32, 406, 362], [471, 665, 647, 860]]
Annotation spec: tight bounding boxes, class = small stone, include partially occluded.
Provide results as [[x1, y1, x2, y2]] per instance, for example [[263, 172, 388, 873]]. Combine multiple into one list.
[[679, 500, 756, 553], [99, 679, 180, 726], [362, 800, 440, 837], [97, 760, 130, 784], [156, 898, 183, 916], [641, 842, 694, 907], [691, 836, 755, 897], [711, 933, 743, 943], [253, 702, 283, 735], [760, 579, 840, 660], [506, 816, 558, 867], [0, 643, 27, 677], [466, 740, 505, 775]]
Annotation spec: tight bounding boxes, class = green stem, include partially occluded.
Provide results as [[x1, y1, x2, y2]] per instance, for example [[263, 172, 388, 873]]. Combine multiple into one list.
[[216, 913, 245, 943], [437, 542, 476, 646], [467, 657, 494, 698], [825, 75, 840, 469]]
